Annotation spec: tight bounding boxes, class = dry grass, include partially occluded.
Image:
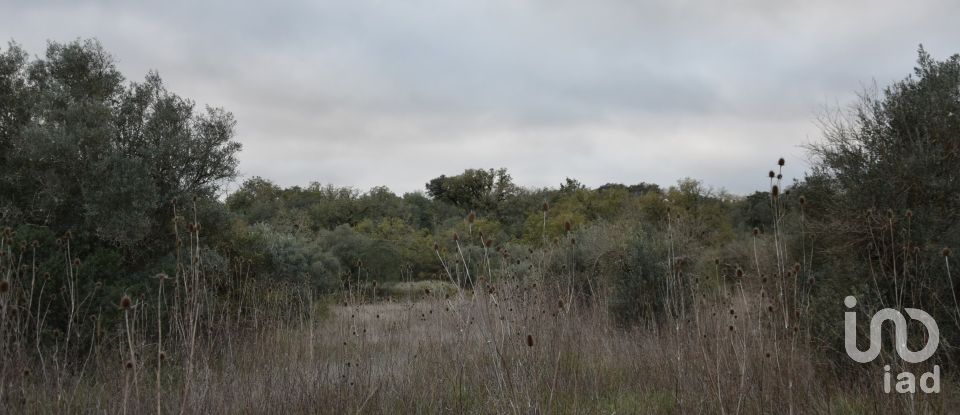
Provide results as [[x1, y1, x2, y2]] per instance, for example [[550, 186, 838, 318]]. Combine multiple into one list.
[[2, 203, 959, 413], [4, 274, 956, 414]]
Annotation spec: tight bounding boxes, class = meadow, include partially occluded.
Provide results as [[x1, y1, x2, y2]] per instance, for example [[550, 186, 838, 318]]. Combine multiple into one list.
[[2, 40, 960, 414]]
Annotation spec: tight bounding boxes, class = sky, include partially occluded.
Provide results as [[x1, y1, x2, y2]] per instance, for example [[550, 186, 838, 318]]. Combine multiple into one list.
[[3, 0, 959, 195]]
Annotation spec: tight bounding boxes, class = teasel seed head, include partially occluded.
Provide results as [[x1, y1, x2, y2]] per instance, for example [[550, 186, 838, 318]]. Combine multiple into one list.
[[125, 361, 133, 370], [752, 227, 759, 237], [799, 195, 806, 205], [735, 267, 744, 278], [776, 174, 782, 180], [467, 211, 476, 223], [0, 280, 8, 294], [777, 157, 785, 166], [433, 242, 439, 251], [453, 232, 459, 242], [542, 202, 549, 212], [564, 220, 572, 232], [484, 238, 493, 248], [943, 247, 952, 258], [120, 295, 132, 310], [771, 185, 780, 198], [793, 262, 801, 273], [159, 351, 167, 361], [768, 170, 775, 178], [526, 334, 534, 347]]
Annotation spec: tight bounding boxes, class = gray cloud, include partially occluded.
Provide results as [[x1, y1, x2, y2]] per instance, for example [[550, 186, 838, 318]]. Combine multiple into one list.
[[4, 0, 959, 194]]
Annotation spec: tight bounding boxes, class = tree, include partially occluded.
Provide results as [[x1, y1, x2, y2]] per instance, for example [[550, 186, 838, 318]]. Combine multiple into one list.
[[805, 47, 960, 363], [808, 46, 960, 244], [425, 168, 517, 213], [0, 39, 241, 249]]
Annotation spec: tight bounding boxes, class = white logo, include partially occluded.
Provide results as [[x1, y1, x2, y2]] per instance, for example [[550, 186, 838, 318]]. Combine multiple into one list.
[[844, 296, 940, 393]]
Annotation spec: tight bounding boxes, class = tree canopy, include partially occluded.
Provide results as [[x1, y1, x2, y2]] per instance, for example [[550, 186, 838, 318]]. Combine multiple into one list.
[[0, 39, 241, 248]]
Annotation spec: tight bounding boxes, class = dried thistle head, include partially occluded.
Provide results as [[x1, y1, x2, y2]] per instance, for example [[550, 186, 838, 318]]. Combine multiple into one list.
[[120, 295, 132, 310]]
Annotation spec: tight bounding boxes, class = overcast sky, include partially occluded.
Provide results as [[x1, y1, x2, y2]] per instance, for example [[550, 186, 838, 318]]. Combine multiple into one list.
[[3, 0, 959, 195]]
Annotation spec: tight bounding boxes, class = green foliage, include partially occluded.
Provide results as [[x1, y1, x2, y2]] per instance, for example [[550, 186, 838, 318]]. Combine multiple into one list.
[[425, 168, 517, 213], [805, 46, 960, 363], [808, 46, 960, 244], [610, 231, 667, 325], [245, 223, 339, 290]]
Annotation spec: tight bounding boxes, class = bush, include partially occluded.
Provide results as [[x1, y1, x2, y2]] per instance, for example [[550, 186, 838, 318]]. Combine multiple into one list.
[[610, 231, 668, 325]]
